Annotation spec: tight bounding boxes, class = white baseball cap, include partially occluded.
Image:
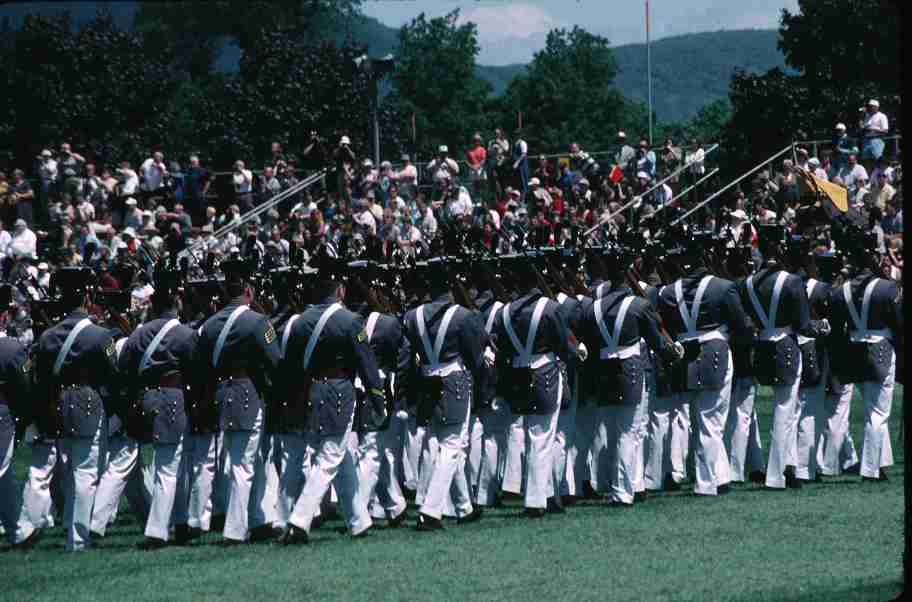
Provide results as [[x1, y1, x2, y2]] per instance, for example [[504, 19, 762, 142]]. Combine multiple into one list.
[[340, 135, 351, 145], [363, 158, 373, 167], [439, 145, 449, 153], [121, 227, 136, 239], [868, 99, 880, 108], [579, 178, 589, 186], [617, 131, 626, 138], [125, 197, 137, 206], [41, 149, 52, 157], [38, 262, 49, 271], [529, 177, 540, 187], [636, 171, 650, 180], [835, 123, 846, 131], [730, 209, 748, 221], [808, 157, 820, 167]]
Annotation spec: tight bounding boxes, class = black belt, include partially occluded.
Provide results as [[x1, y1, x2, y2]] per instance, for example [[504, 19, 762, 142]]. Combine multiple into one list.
[[144, 372, 183, 390]]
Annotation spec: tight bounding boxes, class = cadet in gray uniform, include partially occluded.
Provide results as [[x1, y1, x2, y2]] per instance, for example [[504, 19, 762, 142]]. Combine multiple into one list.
[[35, 267, 119, 551], [118, 261, 198, 548], [405, 258, 486, 530], [280, 252, 386, 543], [579, 246, 682, 505], [740, 225, 829, 490], [0, 285, 33, 547], [491, 254, 572, 517], [195, 259, 282, 544], [827, 225, 902, 481], [657, 231, 751, 496]]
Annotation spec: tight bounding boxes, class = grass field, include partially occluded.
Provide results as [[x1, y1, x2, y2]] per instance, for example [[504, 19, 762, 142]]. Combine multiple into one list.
[[2, 385, 905, 602]]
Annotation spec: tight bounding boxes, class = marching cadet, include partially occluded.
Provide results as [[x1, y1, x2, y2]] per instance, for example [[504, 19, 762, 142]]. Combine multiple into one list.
[[723, 244, 767, 484], [0, 284, 33, 546], [740, 225, 830, 490], [812, 253, 861, 476], [657, 230, 751, 496], [346, 261, 410, 527], [787, 239, 832, 483], [492, 254, 573, 517], [268, 266, 309, 533], [405, 257, 486, 530], [468, 260, 511, 510], [279, 250, 385, 543], [827, 225, 902, 482], [195, 258, 281, 544], [117, 261, 198, 548], [34, 266, 119, 551], [578, 245, 683, 505]]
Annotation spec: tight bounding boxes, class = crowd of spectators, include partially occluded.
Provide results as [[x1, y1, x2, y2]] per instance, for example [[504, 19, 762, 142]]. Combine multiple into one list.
[[0, 99, 900, 342]]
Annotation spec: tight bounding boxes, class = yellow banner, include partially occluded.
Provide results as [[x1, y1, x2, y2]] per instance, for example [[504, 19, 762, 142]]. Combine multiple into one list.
[[797, 168, 848, 213]]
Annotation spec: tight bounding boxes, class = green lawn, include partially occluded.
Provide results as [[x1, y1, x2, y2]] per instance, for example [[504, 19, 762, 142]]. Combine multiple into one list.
[[2, 385, 905, 602]]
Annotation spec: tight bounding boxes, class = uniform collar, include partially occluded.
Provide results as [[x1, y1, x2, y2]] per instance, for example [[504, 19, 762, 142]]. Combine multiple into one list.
[[159, 309, 180, 320], [316, 295, 341, 305], [67, 309, 89, 321], [430, 292, 453, 304]]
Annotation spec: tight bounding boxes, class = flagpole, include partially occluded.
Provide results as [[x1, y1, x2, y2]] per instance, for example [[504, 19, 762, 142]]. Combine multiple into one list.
[[647, 0, 653, 145]]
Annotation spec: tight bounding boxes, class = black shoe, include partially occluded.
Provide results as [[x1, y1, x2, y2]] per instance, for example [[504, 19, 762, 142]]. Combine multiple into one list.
[[219, 538, 246, 547], [581, 481, 598, 499], [748, 470, 766, 485], [784, 467, 802, 489], [561, 495, 578, 506], [457, 507, 483, 524], [633, 491, 648, 503], [403, 488, 417, 502], [210, 514, 226, 532], [501, 491, 523, 501], [522, 507, 546, 519], [89, 530, 105, 540], [662, 474, 681, 492], [387, 510, 408, 528], [137, 537, 168, 551], [352, 526, 372, 539], [606, 500, 634, 508], [279, 525, 309, 546], [843, 463, 861, 475], [13, 529, 41, 550], [248, 524, 277, 543], [717, 485, 731, 496], [546, 498, 565, 514], [862, 469, 889, 483], [173, 524, 193, 545], [416, 513, 444, 531]]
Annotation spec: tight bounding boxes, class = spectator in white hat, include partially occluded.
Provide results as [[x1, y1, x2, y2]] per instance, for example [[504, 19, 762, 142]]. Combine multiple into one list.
[[37, 262, 51, 288], [9, 219, 37, 259], [466, 133, 488, 202], [394, 154, 418, 200], [529, 177, 553, 209], [807, 157, 828, 181], [833, 122, 857, 171], [334, 135, 357, 203], [860, 99, 889, 164], [615, 131, 635, 170], [123, 197, 143, 231], [426, 144, 459, 197], [37, 149, 58, 203]]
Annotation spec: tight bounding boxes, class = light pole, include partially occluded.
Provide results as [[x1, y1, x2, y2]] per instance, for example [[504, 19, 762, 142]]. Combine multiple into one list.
[[354, 53, 395, 167]]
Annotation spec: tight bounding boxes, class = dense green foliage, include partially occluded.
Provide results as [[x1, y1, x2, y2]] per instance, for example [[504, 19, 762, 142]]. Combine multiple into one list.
[[3, 386, 904, 602]]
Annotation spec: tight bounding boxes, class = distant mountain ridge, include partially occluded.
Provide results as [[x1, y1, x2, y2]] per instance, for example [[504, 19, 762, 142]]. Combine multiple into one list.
[[1, 4, 786, 123]]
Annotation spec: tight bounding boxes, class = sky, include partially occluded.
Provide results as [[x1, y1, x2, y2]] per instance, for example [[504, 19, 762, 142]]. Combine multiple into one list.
[[361, 0, 799, 65]]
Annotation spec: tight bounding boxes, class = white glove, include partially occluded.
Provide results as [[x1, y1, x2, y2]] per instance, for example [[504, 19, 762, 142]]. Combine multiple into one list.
[[577, 342, 589, 361], [673, 341, 685, 360], [483, 346, 496, 368], [817, 318, 831, 336]]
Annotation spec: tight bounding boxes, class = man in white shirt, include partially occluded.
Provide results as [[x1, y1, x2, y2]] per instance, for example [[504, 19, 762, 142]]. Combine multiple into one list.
[[394, 154, 418, 200], [140, 151, 168, 199], [427, 146, 460, 197], [838, 155, 869, 203], [37, 149, 58, 201], [859, 99, 889, 165], [232, 160, 254, 211], [0, 222, 11, 258], [447, 186, 473, 219], [9, 219, 37, 259], [807, 157, 829, 181], [353, 200, 377, 236]]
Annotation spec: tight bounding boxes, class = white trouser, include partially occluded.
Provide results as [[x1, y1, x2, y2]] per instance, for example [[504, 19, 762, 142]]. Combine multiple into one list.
[[552, 394, 577, 498], [187, 433, 217, 530], [213, 432, 229, 518], [724, 377, 766, 482], [502, 415, 526, 494], [222, 411, 266, 541], [466, 415, 484, 494], [258, 434, 280, 526], [0, 432, 17, 542], [61, 419, 104, 552], [402, 413, 424, 491], [522, 407, 560, 509], [599, 403, 639, 504], [765, 356, 803, 488], [644, 394, 690, 490], [681, 354, 733, 495], [816, 378, 859, 475], [13, 439, 60, 543], [359, 429, 407, 521], [474, 398, 512, 506], [570, 404, 597, 491], [859, 351, 895, 478], [289, 420, 371, 536], [145, 440, 183, 540], [632, 379, 650, 494], [90, 435, 150, 535], [275, 432, 312, 529], [795, 376, 827, 480], [418, 403, 474, 520]]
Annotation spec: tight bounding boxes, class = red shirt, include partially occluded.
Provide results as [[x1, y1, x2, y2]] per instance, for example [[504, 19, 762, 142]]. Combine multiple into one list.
[[466, 145, 487, 169]]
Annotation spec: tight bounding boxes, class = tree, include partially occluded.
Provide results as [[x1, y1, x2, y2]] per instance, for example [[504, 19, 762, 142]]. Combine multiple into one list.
[[393, 10, 493, 156], [500, 27, 636, 154], [0, 11, 181, 170]]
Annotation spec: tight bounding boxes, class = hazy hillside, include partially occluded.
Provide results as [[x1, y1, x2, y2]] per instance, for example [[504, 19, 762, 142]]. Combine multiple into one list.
[[1, 4, 785, 123]]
